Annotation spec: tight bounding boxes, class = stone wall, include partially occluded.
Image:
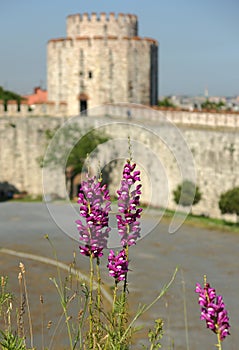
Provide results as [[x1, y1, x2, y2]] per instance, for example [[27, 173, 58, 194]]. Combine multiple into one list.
[[104, 104, 239, 128], [0, 117, 64, 196], [66, 13, 138, 38], [0, 100, 66, 117], [0, 111, 239, 219]]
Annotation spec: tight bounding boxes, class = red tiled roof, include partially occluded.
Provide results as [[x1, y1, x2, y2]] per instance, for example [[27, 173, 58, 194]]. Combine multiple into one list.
[[23, 87, 47, 105]]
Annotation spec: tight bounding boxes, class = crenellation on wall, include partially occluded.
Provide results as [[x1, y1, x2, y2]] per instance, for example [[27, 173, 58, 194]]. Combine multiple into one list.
[[82, 13, 89, 21], [66, 12, 138, 39], [0, 101, 4, 114], [18, 103, 29, 114], [4, 82, 236, 122], [0, 101, 67, 117], [6, 101, 19, 115], [108, 12, 116, 21], [91, 12, 98, 22], [99, 12, 107, 21]]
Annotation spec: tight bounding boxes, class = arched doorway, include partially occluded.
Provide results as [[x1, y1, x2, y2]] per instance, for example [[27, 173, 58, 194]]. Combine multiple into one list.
[[78, 93, 89, 116]]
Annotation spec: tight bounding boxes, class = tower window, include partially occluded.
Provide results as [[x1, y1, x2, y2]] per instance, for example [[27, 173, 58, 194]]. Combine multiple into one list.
[[88, 71, 93, 79]]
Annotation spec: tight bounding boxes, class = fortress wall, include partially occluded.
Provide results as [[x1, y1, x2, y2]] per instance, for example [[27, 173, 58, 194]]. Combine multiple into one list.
[[0, 114, 239, 219], [1, 102, 239, 127], [0, 117, 65, 196], [183, 127, 239, 218], [0, 102, 64, 117], [104, 104, 239, 128], [66, 13, 138, 38]]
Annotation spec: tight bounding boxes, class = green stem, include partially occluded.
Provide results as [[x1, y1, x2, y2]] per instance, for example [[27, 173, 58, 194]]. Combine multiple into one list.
[[96, 257, 101, 321], [123, 245, 129, 295], [63, 304, 73, 350], [89, 253, 94, 348], [216, 331, 222, 350], [45, 235, 63, 295], [119, 245, 129, 339], [51, 278, 73, 350], [111, 280, 118, 333], [95, 257, 101, 343], [113, 281, 118, 312], [181, 270, 190, 350], [46, 235, 74, 349]]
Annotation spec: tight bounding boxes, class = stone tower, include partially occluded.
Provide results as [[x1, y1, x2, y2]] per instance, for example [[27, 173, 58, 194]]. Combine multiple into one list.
[[47, 13, 158, 116]]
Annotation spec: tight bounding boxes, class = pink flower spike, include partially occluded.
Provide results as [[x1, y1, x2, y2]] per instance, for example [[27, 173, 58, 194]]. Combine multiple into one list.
[[76, 175, 111, 258]]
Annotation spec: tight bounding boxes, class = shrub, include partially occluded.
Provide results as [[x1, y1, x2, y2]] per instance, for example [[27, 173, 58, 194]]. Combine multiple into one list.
[[219, 187, 239, 217], [173, 180, 202, 207]]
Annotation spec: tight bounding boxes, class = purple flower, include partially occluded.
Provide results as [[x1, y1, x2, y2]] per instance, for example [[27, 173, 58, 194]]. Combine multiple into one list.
[[76, 175, 111, 258], [79, 245, 104, 258], [116, 161, 142, 247], [107, 249, 129, 283], [195, 281, 230, 341]]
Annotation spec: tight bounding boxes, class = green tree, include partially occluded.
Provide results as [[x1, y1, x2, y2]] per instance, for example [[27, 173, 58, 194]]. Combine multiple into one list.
[[42, 124, 109, 174], [66, 130, 109, 174], [173, 180, 202, 207], [158, 97, 176, 108], [0, 86, 23, 102], [219, 187, 239, 218], [40, 124, 109, 198], [201, 99, 225, 111], [0, 86, 25, 111]]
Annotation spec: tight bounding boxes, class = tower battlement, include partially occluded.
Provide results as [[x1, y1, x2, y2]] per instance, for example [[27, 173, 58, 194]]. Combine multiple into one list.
[[66, 12, 138, 38]]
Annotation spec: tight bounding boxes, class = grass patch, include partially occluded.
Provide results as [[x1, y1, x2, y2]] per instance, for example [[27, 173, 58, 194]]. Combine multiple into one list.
[[161, 207, 239, 233], [11, 194, 43, 202]]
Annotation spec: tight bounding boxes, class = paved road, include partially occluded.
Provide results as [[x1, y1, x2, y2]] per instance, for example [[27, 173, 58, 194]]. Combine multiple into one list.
[[0, 202, 238, 349]]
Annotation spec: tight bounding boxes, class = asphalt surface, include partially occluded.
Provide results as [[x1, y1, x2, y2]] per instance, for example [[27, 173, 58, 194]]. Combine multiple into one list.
[[0, 202, 238, 349]]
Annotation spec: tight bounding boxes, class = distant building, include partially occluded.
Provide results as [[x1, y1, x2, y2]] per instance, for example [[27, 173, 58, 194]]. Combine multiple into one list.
[[47, 12, 158, 116], [23, 87, 47, 106]]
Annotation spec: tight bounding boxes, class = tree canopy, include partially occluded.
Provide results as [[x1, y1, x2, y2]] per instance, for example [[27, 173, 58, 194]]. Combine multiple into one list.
[[41, 124, 109, 175], [201, 99, 225, 111], [173, 180, 202, 207], [158, 97, 176, 108], [0, 86, 23, 102], [219, 187, 239, 217], [66, 129, 109, 175]]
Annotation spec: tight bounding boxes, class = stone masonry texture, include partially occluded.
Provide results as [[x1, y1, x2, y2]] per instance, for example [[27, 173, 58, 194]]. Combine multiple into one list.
[[47, 13, 158, 116]]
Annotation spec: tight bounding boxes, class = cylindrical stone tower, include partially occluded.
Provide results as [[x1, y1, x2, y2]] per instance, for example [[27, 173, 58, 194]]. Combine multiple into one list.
[[47, 13, 158, 116]]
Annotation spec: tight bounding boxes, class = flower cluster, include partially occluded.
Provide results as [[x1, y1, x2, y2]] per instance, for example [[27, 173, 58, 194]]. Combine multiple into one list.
[[76, 175, 111, 258], [107, 249, 129, 283], [75, 160, 143, 285], [116, 161, 142, 247], [195, 281, 230, 341]]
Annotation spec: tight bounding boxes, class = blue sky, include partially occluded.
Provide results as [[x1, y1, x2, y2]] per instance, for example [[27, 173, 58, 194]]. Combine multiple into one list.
[[0, 0, 238, 97]]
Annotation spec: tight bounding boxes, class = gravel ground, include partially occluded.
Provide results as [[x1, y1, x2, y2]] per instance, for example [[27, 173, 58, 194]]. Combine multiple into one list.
[[0, 202, 238, 349]]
